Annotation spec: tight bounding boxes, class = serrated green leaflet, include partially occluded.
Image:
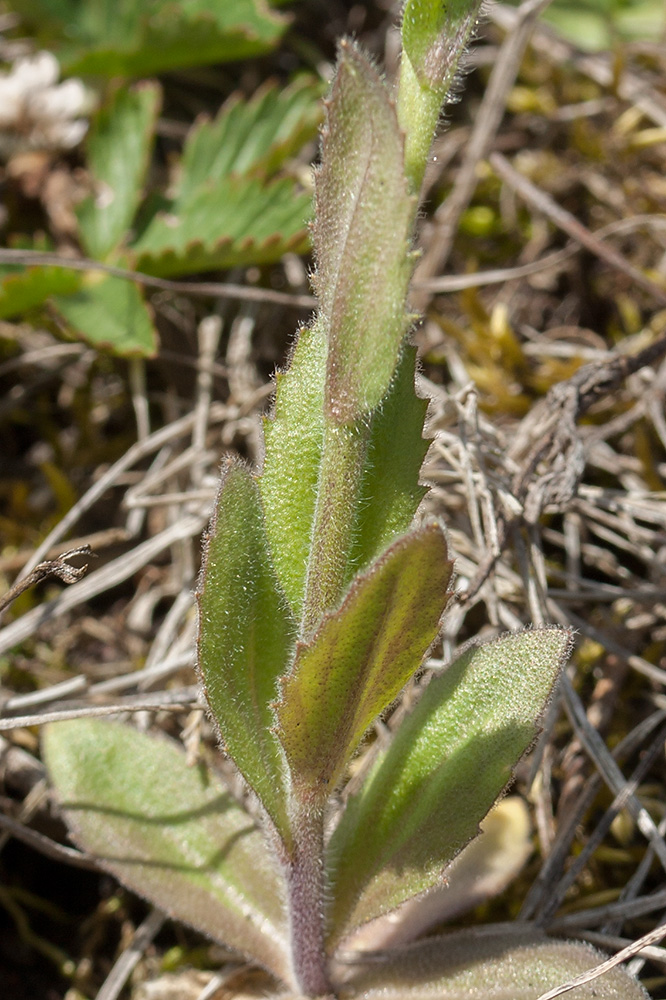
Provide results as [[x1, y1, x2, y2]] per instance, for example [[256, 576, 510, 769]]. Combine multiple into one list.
[[130, 177, 311, 277], [77, 82, 161, 260], [42, 719, 291, 985], [127, 78, 317, 277], [327, 628, 572, 944], [313, 41, 414, 423], [346, 928, 649, 1000], [52, 273, 157, 357], [197, 462, 296, 845], [275, 523, 453, 796], [178, 76, 323, 203]]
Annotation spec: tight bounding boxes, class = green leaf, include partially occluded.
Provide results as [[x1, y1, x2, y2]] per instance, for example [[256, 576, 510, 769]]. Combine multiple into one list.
[[197, 461, 296, 846], [259, 342, 429, 620], [177, 76, 323, 204], [130, 177, 311, 277], [259, 323, 327, 616], [128, 77, 319, 276], [275, 523, 453, 796], [0, 266, 81, 319], [345, 927, 649, 1000], [347, 797, 533, 951], [13, 0, 288, 77], [313, 40, 415, 423], [43, 719, 292, 985], [327, 627, 572, 945], [77, 82, 161, 260], [52, 273, 157, 357], [347, 345, 429, 576]]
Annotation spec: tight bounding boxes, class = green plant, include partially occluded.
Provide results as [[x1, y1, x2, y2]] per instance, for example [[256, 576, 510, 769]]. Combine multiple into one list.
[[43, 3, 649, 997]]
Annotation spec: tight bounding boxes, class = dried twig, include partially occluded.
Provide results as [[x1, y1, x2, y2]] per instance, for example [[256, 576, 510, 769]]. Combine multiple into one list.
[[535, 921, 666, 1000], [0, 545, 94, 616], [460, 334, 666, 605], [0, 247, 316, 310]]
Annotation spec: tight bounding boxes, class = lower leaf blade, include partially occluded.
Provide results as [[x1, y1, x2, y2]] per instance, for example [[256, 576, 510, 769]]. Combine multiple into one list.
[[342, 927, 649, 999], [275, 522, 453, 796], [43, 719, 291, 985], [327, 627, 573, 944], [197, 460, 296, 844]]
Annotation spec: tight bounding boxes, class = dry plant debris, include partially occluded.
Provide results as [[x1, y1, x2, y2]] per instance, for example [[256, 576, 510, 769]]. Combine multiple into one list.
[[0, 1, 665, 997]]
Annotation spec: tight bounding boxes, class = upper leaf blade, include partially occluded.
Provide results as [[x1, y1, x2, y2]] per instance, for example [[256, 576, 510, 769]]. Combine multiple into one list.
[[313, 40, 415, 423], [327, 627, 572, 944], [259, 342, 430, 621], [346, 345, 429, 577], [401, 0, 481, 94], [77, 81, 161, 260], [259, 322, 327, 616], [197, 461, 296, 845], [275, 523, 453, 795], [43, 719, 292, 985], [344, 927, 649, 1000]]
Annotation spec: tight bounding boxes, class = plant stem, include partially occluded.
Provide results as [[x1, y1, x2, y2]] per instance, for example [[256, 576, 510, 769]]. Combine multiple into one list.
[[300, 421, 367, 639], [286, 796, 331, 996], [396, 54, 440, 195]]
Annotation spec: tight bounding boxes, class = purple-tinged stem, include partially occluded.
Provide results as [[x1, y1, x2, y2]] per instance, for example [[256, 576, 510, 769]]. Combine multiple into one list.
[[286, 795, 331, 996]]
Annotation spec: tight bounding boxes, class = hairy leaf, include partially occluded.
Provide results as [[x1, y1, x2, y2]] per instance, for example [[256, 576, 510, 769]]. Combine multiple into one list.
[[275, 523, 453, 795], [313, 39, 415, 423], [327, 628, 572, 944], [43, 719, 292, 985], [260, 323, 327, 616], [260, 342, 429, 620], [347, 798, 533, 951], [52, 273, 157, 356], [401, 0, 481, 93], [197, 461, 296, 845], [77, 82, 161, 259], [344, 926, 649, 999], [346, 345, 429, 576]]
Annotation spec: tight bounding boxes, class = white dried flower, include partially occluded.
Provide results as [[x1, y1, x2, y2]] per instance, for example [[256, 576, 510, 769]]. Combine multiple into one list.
[[0, 50, 94, 159]]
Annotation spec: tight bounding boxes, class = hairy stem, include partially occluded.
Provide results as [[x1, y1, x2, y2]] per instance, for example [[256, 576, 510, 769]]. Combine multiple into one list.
[[286, 796, 331, 996]]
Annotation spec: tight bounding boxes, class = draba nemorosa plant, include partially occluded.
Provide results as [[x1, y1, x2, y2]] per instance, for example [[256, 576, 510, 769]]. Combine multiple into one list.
[[44, 2, 649, 997]]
